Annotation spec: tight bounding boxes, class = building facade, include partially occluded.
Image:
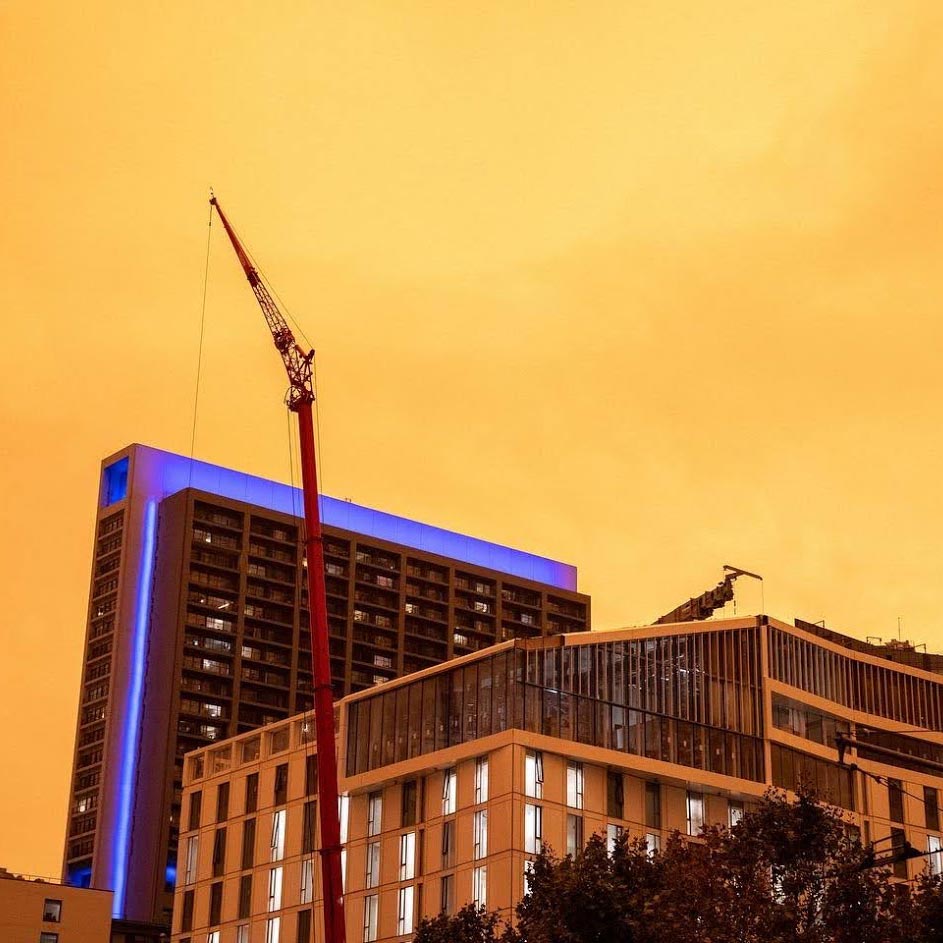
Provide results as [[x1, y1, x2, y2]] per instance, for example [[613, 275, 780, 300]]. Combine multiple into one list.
[[172, 615, 943, 943], [64, 444, 588, 933], [0, 869, 112, 943]]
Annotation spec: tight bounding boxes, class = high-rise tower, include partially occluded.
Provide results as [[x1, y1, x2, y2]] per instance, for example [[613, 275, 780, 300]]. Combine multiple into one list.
[[63, 444, 589, 937]]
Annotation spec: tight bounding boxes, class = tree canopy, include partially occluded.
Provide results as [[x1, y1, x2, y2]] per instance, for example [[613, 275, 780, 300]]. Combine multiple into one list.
[[413, 788, 943, 943]]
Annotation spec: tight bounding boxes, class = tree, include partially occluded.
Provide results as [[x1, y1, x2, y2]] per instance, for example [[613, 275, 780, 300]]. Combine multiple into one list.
[[413, 787, 943, 943]]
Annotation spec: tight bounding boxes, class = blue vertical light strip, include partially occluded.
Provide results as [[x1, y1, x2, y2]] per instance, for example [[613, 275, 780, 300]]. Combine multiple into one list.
[[111, 499, 157, 917]]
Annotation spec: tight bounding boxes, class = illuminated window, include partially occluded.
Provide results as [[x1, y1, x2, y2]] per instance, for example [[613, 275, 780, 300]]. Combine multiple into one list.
[[523, 859, 534, 896], [929, 835, 942, 877], [525, 751, 543, 799], [566, 761, 584, 809], [728, 800, 744, 827], [367, 791, 382, 837], [686, 791, 704, 836], [524, 803, 542, 854], [645, 832, 661, 856], [42, 900, 62, 922], [474, 757, 489, 804], [362, 894, 378, 942], [474, 810, 488, 860], [472, 866, 487, 908], [365, 841, 380, 889], [300, 859, 313, 904], [271, 810, 286, 861], [267, 866, 283, 911], [442, 768, 457, 815], [397, 885, 415, 935], [184, 836, 199, 884], [265, 917, 280, 943], [399, 831, 416, 880], [606, 824, 623, 856]]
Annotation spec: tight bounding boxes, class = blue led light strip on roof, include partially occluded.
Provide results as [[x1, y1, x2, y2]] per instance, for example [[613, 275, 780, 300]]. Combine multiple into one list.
[[111, 499, 157, 917]]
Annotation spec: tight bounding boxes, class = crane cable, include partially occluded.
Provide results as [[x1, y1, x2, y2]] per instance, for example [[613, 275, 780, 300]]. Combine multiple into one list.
[[189, 202, 214, 465]]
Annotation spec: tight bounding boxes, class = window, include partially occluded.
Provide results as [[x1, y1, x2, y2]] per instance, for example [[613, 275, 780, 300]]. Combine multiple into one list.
[[365, 841, 381, 888], [362, 894, 379, 942], [606, 823, 623, 856], [212, 828, 227, 877], [472, 865, 487, 908], [188, 791, 202, 830], [525, 751, 544, 799], [430, 870, 452, 919], [42, 899, 62, 922], [524, 803, 543, 854], [238, 875, 252, 920], [209, 881, 222, 926], [397, 885, 415, 936], [367, 791, 382, 837], [39, 935, 59, 943], [475, 757, 489, 804], [891, 828, 908, 879], [441, 819, 455, 867], [523, 859, 534, 896], [271, 809, 286, 861], [566, 761, 584, 809], [925, 786, 940, 832], [566, 813, 584, 857], [242, 818, 256, 870], [305, 755, 318, 796], [274, 764, 289, 805], [888, 779, 904, 823], [236, 926, 249, 943], [474, 810, 488, 859], [645, 782, 661, 829], [929, 835, 943, 877], [402, 779, 418, 827], [645, 832, 661, 855], [245, 772, 259, 813], [300, 859, 314, 904], [607, 771, 624, 819], [686, 791, 705, 835], [296, 909, 312, 943], [182, 890, 194, 932], [268, 866, 284, 911], [301, 799, 318, 855], [216, 782, 230, 822], [399, 831, 417, 880], [442, 768, 457, 815], [728, 800, 744, 828], [185, 835, 199, 884], [266, 917, 281, 943]]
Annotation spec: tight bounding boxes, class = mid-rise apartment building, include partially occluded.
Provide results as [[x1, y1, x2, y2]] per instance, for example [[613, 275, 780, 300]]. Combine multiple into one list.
[[0, 869, 112, 943], [172, 615, 943, 943], [64, 444, 588, 935]]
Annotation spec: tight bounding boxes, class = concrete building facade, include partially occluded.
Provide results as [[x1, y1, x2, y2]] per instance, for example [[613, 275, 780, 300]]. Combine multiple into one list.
[[171, 615, 943, 943], [0, 870, 112, 943], [63, 444, 588, 933]]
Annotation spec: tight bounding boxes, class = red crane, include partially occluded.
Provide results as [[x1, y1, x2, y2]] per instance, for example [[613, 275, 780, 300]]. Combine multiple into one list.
[[210, 193, 347, 943]]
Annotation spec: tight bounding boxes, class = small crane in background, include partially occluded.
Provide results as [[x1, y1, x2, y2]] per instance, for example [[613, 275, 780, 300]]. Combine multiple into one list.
[[210, 193, 347, 943]]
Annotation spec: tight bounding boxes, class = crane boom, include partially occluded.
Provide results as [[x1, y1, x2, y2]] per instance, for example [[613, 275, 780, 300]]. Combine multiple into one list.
[[210, 194, 315, 408], [210, 194, 347, 943]]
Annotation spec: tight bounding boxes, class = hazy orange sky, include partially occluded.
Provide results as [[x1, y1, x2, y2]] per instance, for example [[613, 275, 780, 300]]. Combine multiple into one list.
[[2, 0, 943, 878]]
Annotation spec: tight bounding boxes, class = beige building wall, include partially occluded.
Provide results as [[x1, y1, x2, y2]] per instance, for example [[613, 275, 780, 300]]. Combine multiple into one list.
[[0, 876, 112, 943], [170, 618, 943, 943]]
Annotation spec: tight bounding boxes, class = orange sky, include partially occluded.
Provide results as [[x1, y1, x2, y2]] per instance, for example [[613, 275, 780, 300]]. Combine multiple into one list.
[[2, 0, 943, 879]]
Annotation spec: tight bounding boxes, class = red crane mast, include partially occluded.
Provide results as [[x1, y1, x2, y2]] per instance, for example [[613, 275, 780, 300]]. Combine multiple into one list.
[[210, 194, 347, 943]]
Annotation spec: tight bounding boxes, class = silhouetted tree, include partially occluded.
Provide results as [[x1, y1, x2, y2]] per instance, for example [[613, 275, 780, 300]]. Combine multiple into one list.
[[413, 787, 943, 943]]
